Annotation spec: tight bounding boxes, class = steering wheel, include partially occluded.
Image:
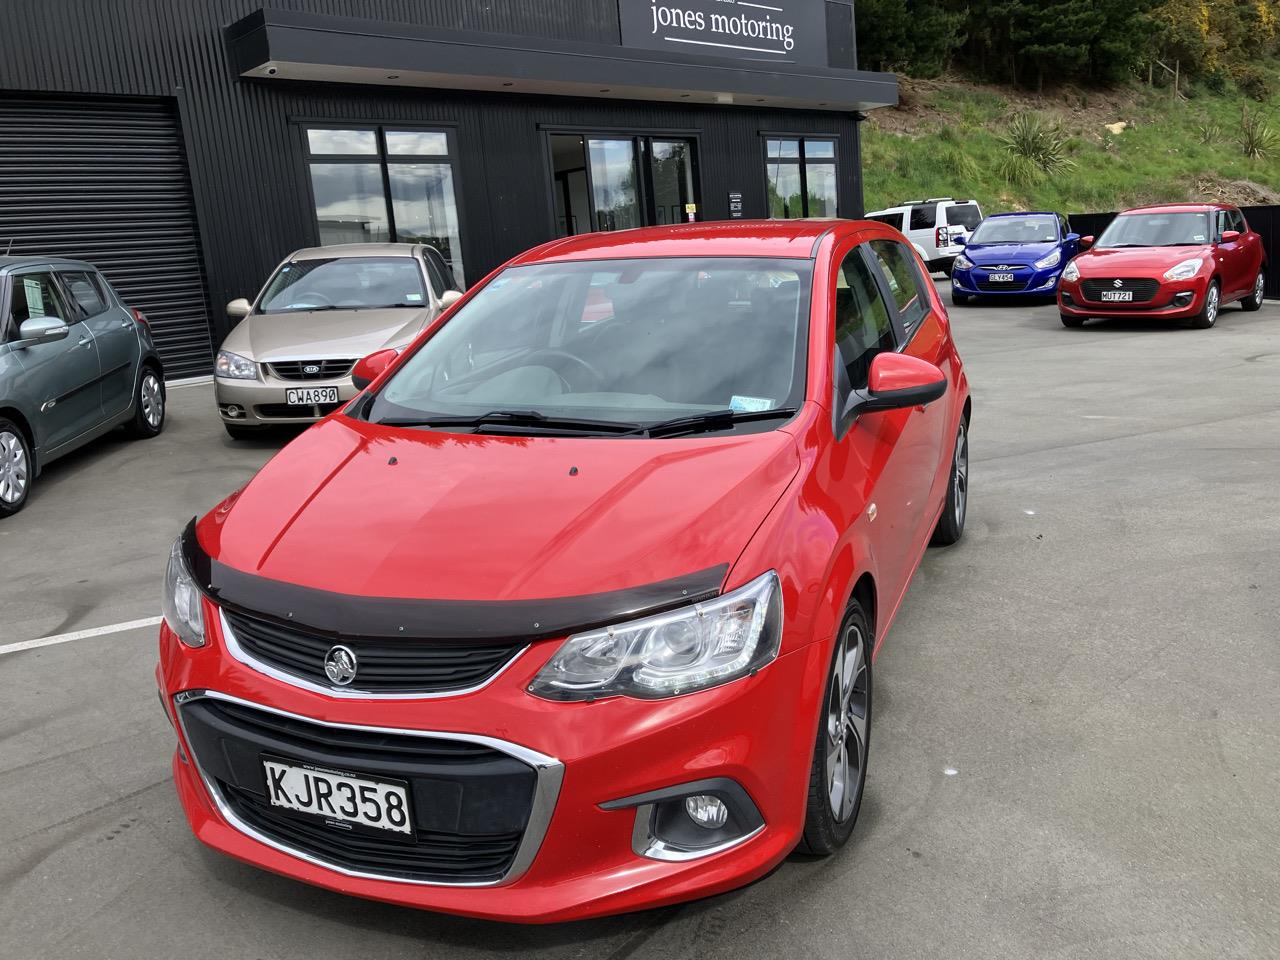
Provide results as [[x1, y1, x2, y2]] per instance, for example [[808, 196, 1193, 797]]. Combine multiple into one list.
[[524, 349, 606, 391]]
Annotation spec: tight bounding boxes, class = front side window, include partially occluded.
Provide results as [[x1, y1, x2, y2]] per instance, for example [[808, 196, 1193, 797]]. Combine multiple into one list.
[[834, 247, 896, 401], [369, 257, 812, 429], [1230, 209, 1247, 233], [868, 240, 929, 337], [257, 257, 427, 313], [305, 125, 465, 282], [968, 215, 1060, 245], [10, 273, 72, 326], [1097, 212, 1210, 248], [765, 138, 838, 219]]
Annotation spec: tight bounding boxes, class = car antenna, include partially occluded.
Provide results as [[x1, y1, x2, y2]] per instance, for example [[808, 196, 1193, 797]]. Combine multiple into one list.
[[3, 239, 12, 255]]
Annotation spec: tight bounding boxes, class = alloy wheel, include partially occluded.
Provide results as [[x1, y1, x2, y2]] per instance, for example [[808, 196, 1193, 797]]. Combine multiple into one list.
[[953, 421, 969, 528], [0, 430, 28, 504], [825, 621, 869, 822], [141, 373, 164, 429], [1206, 286, 1219, 325], [1255, 272, 1266, 304]]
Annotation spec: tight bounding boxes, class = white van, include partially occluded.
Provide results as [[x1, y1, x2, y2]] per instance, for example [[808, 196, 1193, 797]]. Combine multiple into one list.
[[865, 198, 984, 273]]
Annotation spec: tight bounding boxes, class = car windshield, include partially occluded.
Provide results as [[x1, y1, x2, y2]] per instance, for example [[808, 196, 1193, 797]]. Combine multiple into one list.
[[257, 257, 427, 313], [969, 215, 1058, 245], [367, 257, 811, 432], [946, 204, 983, 230], [1097, 213, 1210, 248]]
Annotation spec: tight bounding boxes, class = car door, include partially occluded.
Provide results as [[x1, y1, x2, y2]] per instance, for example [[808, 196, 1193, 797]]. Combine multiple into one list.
[[1210, 209, 1244, 299], [8, 269, 104, 450], [865, 237, 952, 547], [60, 270, 137, 419]]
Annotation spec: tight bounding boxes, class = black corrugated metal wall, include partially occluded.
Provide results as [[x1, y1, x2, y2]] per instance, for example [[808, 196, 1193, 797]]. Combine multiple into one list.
[[0, 95, 214, 376]]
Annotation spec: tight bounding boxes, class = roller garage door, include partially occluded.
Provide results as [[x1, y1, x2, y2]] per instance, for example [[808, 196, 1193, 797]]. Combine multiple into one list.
[[0, 95, 214, 377]]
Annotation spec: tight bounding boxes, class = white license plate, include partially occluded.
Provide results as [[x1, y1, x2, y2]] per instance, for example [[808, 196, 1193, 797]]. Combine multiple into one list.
[[262, 757, 413, 834], [286, 387, 339, 405], [988, 273, 1016, 283], [1101, 290, 1133, 302]]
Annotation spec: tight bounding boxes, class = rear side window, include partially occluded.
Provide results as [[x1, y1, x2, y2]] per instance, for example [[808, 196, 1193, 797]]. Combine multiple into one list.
[[909, 205, 937, 230], [869, 240, 929, 337], [867, 213, 903, 230], [834, 247, 897, 400], [945, 203, 982, 230], [60, 271, 109, 317]]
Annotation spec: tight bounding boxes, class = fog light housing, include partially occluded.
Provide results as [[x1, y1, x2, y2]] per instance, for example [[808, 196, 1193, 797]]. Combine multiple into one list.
[[1174, 291, 1194, 306], [685, 794, 729, 829], [1061, 292, 1075, 306]]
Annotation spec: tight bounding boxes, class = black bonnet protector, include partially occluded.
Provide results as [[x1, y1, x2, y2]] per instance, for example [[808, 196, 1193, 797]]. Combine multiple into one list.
[[180, 520, 727, 642]]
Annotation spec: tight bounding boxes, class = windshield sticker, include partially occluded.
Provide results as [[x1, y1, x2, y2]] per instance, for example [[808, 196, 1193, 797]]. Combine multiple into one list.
[[23, 278, 45, 317], [405, 293, 423, 302], [1193, 235, 1206, 242], [730, 395, 775, 413]]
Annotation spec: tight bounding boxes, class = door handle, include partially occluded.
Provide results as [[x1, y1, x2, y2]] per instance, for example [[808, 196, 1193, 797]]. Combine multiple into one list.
[[119, 319, 132, 328], [77, 336, 93, 349]]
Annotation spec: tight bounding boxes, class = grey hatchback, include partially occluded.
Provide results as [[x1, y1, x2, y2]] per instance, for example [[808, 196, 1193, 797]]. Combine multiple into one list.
[[0, 256, 165, 517]]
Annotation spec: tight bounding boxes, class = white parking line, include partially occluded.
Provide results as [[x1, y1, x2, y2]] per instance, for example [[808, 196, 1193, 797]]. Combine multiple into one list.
[[0, 616, 162, 656]]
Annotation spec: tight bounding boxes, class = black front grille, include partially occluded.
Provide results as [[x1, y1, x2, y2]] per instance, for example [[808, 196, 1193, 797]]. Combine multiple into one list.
[[225, 609, 524, 694], [976, 277, 1030, 291], [269, 359, 357, 381], [254, 402, 344, 419], [179, 697, 538, 884], [1080, 278, 1160, 303]]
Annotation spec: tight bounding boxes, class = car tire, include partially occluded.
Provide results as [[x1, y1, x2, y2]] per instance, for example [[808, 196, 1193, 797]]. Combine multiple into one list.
[[930, 416, 969, 546], [124, 366, 166, 439], [1060, 313, 1085, 328], [1241, 270, 1265, 312], [224, 423, 265, 441], [0, 419, 33, 518], [951, 290, 970, 306], [1191, 281, 1221, 329], [796, 600, 872, 857]]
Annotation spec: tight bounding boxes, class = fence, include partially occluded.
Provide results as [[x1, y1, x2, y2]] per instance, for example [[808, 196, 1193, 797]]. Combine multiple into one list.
[[1069, 206, 1280, 300]]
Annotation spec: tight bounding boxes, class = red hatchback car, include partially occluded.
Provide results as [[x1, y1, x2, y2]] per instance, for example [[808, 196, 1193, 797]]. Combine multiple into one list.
[[1058, 202, 1267, 329], [157, 220, 971, 922]]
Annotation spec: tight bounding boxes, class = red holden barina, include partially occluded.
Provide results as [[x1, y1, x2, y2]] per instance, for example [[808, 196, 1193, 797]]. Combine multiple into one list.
[[157, 221, 971, 922], [1058, 202, 1267, 329]]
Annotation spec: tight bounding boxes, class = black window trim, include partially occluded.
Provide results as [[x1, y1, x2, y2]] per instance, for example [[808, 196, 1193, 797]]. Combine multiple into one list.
[[760, 133, 840, 220], [866, 238, 929, 340]]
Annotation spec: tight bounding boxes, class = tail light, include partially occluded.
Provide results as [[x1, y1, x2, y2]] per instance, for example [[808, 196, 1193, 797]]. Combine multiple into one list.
[[936, 227, 952, 248], [132, 308, 149, 327]]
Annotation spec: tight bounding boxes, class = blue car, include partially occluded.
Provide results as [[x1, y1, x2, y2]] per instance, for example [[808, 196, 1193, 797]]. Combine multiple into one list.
[[950, 212, 1081, 304]]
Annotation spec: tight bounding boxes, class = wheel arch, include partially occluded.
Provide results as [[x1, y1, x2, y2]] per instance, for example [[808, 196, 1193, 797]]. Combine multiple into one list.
[[0, 405, 38, 475]]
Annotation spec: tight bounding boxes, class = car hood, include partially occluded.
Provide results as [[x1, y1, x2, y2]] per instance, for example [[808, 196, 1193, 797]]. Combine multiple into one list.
[[963, 241, 1058, 265], [1075, 246, 1212, 274], [197, 416, 801, 603], [220, 307, 435, 363]]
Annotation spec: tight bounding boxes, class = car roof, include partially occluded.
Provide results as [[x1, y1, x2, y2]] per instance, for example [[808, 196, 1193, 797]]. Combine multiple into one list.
[[984, 211, 1059, 218], [288, 243, 422, 260], [509, 220, 859, 264], [0, 255, 99, 272], [1119, 203, 1229, 215]]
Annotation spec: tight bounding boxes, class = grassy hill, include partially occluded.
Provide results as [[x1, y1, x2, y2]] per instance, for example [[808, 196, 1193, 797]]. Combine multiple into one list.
[[862, 73, 1280, 215]]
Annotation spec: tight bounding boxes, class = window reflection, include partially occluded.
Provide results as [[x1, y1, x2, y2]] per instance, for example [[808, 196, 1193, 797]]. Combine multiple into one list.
[[385, 131, 449, 155], [588, 139, 642, 232], [388, 163, 465, 281], [764, 138, 838, 219], [309, 163, 391, 244], [307, 129, 378, 155]]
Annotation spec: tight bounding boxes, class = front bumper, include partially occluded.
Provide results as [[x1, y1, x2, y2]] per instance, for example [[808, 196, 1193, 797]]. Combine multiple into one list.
[[215, 373, 359, 427], [952, 263, 1061, 296], [1058, 275, 1208, 318], [158, 612, 827, 922]]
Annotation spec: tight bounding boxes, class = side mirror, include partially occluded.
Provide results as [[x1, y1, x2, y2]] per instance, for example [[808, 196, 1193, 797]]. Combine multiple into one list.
[[438, 289, 463, 308], [1221, 230, 1241, 243], [14, 316, 70, 348], [842, 353, 947, 421], [351, 348, 399, 391], [1079, 235, 1094, 250], [1065, 232, 1081, 243], [226, 298, 252, 319]]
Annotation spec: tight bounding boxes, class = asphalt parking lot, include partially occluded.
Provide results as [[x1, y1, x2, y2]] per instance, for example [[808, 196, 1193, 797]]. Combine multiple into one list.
[[2, 288, 1278, 959]]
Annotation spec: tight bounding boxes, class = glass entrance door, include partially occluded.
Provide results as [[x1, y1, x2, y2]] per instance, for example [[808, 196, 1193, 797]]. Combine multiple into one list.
[[550, 134, 699, 237]]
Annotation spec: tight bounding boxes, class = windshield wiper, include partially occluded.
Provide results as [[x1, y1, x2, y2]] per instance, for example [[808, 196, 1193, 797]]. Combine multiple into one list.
[[628, 407, 799, 439], [377, 409, 642, 435]]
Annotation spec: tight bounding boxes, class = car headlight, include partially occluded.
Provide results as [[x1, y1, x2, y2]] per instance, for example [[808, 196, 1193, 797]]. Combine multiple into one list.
[[1034, 249, 1062, 269], [215, 350, 257, 380], [953, 254, 974, 271], [1062, 260, 1080, 282], [529, 571, 782, 701], [1163, 258, 1204, 281], [163, 537, 206, 648]]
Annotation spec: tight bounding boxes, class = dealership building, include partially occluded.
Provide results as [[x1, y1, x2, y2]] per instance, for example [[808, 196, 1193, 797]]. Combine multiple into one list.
[[0, 0, 896, 377]]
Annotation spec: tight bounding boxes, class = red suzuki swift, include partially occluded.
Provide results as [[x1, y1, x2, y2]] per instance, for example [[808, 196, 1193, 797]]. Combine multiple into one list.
[[158, 220, 970, 922]]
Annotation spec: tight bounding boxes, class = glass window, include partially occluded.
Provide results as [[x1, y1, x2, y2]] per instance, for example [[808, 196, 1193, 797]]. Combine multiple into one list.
[[385, 131, 449, 155], [307, 129, 378, 155], [834, 249, 896, 395], [304, 125, 466, 282], [765, 137, 839, 219], [869, 240, 929, 336], [969, 215, 1059, 245], [909, 205, 937, 230], [867, 213, 904, 230], [587, 139, 642, 232], [257, 257, 427, 313], [1096, 212, 1210, 248], [60, 271, 108, 316], [11, 273, 72, 325], [369, 257, 812, 429], [1231, 209, 1247, 233], [944, 203, 982, 230]]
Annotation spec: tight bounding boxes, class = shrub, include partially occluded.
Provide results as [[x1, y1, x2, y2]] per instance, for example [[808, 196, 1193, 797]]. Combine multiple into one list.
[[996, 113, 1076, 178], [1203, 68, 1228, 94], [1232, 65, 1273, 102], [995, 152, 1043, 187], [1197, 121, 1221, 144], [1237, 107, 1280, 160]]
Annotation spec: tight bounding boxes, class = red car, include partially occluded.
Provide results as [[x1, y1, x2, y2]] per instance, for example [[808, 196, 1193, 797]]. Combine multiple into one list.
[[1058, 202, 1267, 329], [157, 220, 971, 922]]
